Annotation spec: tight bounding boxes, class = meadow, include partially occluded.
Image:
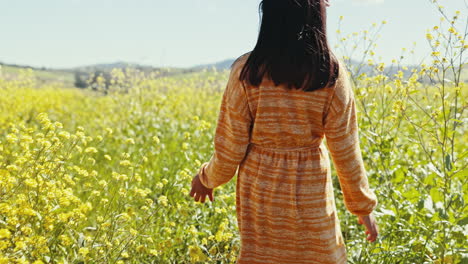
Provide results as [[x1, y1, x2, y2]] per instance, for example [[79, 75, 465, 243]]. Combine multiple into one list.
[[0, 4, 467, 264]]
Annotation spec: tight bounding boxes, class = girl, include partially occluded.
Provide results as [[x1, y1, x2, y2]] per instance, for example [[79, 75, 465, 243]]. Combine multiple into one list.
[[190, 0, 379, 263]]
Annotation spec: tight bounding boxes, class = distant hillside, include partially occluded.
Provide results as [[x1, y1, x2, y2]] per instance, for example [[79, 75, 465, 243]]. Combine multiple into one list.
[[191, 59, 236, 71], [192, 57, 468, 84], [71, 61, 183, 73], [1, 58, 466, 88], [70, 62, 200, 89], [0, 62, 75, 85], [191, 56, 413, 73]]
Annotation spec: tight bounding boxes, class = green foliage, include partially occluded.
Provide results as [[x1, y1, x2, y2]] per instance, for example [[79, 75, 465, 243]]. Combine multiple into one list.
[[0, 1, 466, 263]]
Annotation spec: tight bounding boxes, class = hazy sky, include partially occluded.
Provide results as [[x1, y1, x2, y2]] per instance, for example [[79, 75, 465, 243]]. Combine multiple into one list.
[[0, 0, 466, 69]]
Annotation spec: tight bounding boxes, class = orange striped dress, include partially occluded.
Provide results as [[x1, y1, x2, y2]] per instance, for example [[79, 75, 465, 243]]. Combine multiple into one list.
[[197, 52, 378, 264]]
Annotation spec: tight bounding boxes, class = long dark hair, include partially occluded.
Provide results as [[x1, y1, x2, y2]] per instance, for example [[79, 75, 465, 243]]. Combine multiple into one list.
[[239, 0, 339, 92]]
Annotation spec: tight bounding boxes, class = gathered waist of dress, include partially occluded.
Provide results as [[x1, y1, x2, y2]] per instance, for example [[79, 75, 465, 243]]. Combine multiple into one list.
[[249, 142, 322, 152]]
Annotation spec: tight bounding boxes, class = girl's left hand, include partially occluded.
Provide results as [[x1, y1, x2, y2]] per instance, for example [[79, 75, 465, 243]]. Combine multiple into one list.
[[190, 174, 214, 203]]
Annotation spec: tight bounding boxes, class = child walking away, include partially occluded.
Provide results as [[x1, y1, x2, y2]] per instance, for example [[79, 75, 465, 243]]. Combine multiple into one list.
[[190, 0, 379, 263]]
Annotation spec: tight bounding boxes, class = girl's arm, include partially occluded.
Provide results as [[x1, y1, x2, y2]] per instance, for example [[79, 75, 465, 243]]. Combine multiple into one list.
[[323, 62, 378, 216], [197, 60, 253, 189]]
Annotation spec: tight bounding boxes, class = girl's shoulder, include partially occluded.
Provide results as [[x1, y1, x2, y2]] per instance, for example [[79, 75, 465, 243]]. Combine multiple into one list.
[[231, 51, 252, 70]]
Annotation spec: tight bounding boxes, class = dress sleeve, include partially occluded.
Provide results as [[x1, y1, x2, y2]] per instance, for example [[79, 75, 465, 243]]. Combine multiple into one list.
[[323, 62, 378, 216], [197, 61, 253, 189]]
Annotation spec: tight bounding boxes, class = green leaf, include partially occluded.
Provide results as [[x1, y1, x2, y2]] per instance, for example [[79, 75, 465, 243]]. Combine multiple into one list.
[[445, 154, 452, 171], [449, 118, 463, 123], [457, 216, 468, 226], [403, 186, 420, 202], [424, 172, 437, 185], [455, 168, 468, 180], [430, 187, 444, 203], [394, 168, 405, 183]]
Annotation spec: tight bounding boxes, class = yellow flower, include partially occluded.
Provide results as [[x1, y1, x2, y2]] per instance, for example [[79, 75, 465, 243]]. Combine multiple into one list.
[[79, 247, 90, 256], [209, 246, 218, 255], [79, 202, 93, 214], [158, 195, 168, 206], [119, 160, 131, 167], [188, 245, 208, 262], [136, 245, 145, 253], [98, 180, 107, 187], [152, 136, 160, 144], [54, 121, 63, 129], [145, 198, 154, 206], [6, 165, 19, 172], [121, 251, 129, 259], [392, 100, 405, 113], [20, 226, 32, 236], [6, 134, 18, 143], [182, 142, 189, 150], [20, 135, 33, 143], [58, 196, 71, 207], [14, 241, 26, 250], [130, 228, 138, 236], [36, 113, 49, 122], [24, 179, 38, 188], [149, 249, 160, 256], [0, 229, 11, 239], [58, 131, 71, 139], [119, 188, 127, 197], [84, 147, 98, 154]]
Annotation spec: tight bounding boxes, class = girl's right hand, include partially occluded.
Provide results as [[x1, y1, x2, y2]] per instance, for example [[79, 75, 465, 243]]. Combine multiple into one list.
[[357, 213, 379, 242]]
